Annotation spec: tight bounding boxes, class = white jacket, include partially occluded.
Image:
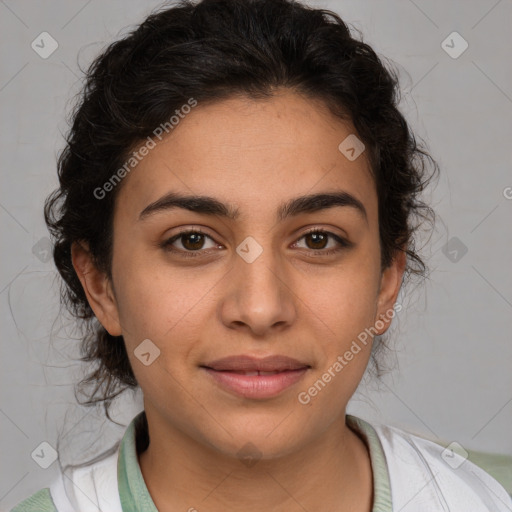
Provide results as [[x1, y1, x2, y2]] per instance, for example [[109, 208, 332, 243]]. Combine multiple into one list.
[[372, 422, 512, 511]]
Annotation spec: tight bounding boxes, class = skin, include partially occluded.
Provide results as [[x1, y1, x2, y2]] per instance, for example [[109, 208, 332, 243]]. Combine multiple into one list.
[[72, 89, 406, 512]]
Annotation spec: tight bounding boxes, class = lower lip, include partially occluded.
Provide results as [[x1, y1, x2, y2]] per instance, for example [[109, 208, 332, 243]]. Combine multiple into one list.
[[202, 368, 309, 399]]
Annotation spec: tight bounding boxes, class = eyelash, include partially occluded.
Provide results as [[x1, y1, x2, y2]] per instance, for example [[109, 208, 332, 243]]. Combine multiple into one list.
[[159, 227, 352, 259]]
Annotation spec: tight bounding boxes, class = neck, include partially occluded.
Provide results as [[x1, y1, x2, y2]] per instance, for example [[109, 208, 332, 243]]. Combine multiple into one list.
[[137, 409, 373, 512]]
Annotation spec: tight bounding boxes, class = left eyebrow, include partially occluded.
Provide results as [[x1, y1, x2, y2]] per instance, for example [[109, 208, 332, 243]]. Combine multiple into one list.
[[138, 190, 368, 224]]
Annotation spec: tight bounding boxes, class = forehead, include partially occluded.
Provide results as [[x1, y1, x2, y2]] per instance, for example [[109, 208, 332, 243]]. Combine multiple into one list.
[[115, 90, 376, 224]]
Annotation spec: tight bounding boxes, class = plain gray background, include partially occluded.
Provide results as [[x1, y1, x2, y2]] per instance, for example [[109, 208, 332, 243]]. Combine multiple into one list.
[[1, 0, 511, 509]]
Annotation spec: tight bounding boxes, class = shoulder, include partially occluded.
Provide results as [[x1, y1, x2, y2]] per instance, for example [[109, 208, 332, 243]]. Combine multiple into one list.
[[371, 421, 512, 511], [9, 488, 57, 512], [59, 448, 122, 512], [11, 448, 121, 512]]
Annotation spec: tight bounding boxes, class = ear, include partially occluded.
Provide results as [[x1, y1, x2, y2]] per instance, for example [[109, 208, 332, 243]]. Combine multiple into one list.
[[71, 241, 123, 337], [374, 249, 406, 335]]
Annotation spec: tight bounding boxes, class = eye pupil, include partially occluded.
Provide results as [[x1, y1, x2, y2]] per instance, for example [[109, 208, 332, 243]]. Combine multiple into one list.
[[183, 233, 204, 250], [307, 232, 327, 249]]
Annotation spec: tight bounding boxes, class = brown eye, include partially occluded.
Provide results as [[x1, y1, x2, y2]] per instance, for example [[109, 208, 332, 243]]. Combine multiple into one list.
[[179, 232, 206, 250], [160, 229, 220, 257], [160, 227, 352, 259], [294, 229, 352, 255], [304, 231, 329, 250]]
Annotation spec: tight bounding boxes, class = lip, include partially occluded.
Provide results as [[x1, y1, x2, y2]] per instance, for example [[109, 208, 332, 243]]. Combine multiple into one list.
[[201, 355, 311, 399], [203, 355, 309, 372]]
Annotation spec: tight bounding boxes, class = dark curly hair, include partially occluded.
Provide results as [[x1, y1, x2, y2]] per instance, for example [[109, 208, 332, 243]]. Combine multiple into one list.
[[45, 0, 439, 423]]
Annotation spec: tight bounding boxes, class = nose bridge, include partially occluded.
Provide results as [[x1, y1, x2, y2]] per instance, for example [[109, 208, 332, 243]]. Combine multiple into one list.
[[222, 233, 295, 334], [235, 233, 283, 299]]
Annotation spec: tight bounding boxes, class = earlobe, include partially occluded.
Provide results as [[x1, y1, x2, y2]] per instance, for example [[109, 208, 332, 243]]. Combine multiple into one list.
[[71, 241, 123, 337], [375, 249, 406, 334]]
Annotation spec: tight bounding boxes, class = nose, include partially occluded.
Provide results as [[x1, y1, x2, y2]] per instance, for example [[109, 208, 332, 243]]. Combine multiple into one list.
[[219, 240, 297, 337]]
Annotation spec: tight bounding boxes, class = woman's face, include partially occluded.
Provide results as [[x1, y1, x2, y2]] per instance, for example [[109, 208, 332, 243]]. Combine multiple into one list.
[[77, 90, 404, 459]]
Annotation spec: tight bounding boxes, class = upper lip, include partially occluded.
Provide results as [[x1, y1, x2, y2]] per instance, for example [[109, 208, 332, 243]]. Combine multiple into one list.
[[202, 355, 310, 372]]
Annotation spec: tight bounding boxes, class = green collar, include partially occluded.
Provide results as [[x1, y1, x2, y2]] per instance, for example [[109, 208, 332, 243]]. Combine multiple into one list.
[[347, 414, 393, 510], [117, 411, 392, 511], [117, 411, 158, 512]]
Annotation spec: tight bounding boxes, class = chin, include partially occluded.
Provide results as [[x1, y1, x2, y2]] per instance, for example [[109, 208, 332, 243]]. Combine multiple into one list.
[[200, 414, 309, 463]]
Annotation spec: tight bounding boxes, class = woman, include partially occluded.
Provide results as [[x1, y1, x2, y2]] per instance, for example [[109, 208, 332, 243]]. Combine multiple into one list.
[[11, 0, 511, 510]]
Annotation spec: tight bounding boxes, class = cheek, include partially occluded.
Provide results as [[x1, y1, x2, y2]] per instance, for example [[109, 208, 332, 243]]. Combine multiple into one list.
[[111, 249, 214, 356], [112, 259, 211, 401], [298, 246, 381, 406], [295, 269, 379, 422], [309, 284, 377, 381], [308, 251, 381, 337]]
